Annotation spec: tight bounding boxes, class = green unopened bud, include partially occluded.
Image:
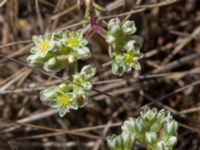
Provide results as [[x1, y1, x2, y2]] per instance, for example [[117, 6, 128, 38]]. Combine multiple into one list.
[[76, 47, 91, 60], [167, 136, 177, 147], [112, 59, 127, 76], [107, 132, 135, 150], [107, 18, 121, 33], [106, 34, 115, 44], [43, 57, 66, 72], [156, 109, 165, 120], [155, 110, 171, 127], [72, 66, 95, 91], [135, 118, 146, 133], [122, 20, 136, 35], [145, 131, 157, 144], [107, 134, 121, 150], [58, 83, 72, 93], [124, 40, 136, 51], [67, 55, 75, 63], [141, 107, 157, 126], [81, 65, 96, 80], [40, 87, 59, 108], [27, 54, 45, 67], [165, 120, 178, 135], [122, 118, 136, 133]]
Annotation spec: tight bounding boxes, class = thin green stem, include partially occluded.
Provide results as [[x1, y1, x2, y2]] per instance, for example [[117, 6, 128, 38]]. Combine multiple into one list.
[[69, 61, 78, 80]]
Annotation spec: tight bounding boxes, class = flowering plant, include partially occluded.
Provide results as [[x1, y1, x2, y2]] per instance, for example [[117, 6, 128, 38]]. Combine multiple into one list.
[[26, 18, 144, 120], [107, 107, 178, 150], [28, 31, 90, 73], [40, 65, 96, 117], [27, 30, 95, 117], [25, 1, 179, 148], [106, 18, 143, 76]]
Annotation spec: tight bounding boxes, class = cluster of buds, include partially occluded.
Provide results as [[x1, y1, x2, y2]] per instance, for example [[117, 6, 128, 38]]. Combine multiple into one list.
[[27, 31, 90, 73], [107, 107, 178, 150], [40, 65, 96, 117], [106, 18, 143, 76], [107, 132, 135, 150]]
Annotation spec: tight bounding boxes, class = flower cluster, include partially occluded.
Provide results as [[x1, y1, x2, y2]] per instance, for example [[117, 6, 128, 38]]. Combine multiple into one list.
[[27, 31, 90, 72], [107, 132, 135, 150], [107, 107, 178, 150], [106, 18, 143, 76], [40, 65, 96, 117]]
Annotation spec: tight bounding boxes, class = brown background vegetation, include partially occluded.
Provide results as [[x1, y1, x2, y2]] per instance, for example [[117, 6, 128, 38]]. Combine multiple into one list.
[[0, 0, 200, 149]]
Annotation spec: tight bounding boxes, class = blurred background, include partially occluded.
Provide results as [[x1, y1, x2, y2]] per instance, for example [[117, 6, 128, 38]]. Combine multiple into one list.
[[0, 0, 200, 149]]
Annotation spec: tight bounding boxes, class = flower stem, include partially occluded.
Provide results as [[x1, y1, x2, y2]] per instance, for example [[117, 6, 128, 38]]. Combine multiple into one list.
[[69, 61, 78, 80]]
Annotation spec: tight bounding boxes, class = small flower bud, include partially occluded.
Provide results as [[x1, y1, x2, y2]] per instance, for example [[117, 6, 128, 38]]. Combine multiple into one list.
[[165, 120, 178, 135], [106, 35, 115, 44], [156, 141, 169, 150], [58, 83, 72, 92], [124, 40, 136, 51], [141, 107, 157, 126], [107, 132, 135, 150], [145, 131, 157, 144], [122, 20, 136, 35], [122, 118, 136, 133], [43, 57, 65, 72], [107, 134, 121, 150], [112, 58, 127, 76], [81, 65, 96, 80], [68, 55, 75, 63], [27, 54, 45, 67], [167, 136, 177, 147], [77, 47, 91, 60], [135, 118, 146, 133], [40, 87, 59, 107], [107, 18, 121, 33]]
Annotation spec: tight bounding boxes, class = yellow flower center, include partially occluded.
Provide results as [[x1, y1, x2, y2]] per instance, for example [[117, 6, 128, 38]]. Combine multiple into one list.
[[124, 53, 135, 65], [68, 38, 79, 47], [39, 40, 50, 52], [58, 95, 72, 106]]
